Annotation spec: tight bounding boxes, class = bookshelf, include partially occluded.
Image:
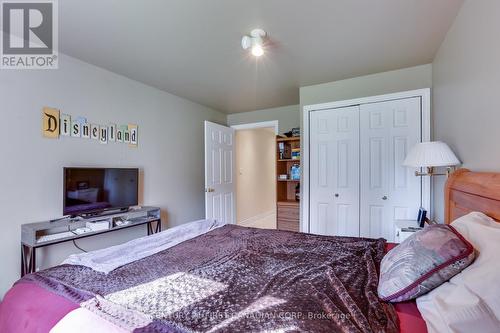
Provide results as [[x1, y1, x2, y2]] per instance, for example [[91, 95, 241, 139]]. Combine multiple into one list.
[[276, 136, 300, 232]]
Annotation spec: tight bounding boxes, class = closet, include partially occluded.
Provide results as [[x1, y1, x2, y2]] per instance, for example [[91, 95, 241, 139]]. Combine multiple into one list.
[[307, 94, 428, 242]]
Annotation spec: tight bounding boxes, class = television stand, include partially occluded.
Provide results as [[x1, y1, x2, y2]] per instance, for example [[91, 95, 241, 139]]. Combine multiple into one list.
[[21, 206, 161, 276], [78, 207, 130, 218]]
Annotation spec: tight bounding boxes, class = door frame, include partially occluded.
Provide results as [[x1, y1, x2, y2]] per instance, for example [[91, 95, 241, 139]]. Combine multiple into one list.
[[230, 120, 279, 228], [230, 120, 279, 134], [302, 88, 431, 233]]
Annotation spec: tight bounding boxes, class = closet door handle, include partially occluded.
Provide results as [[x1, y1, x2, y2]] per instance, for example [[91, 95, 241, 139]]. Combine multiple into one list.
[[334, 193, 339, 198], [382, 196, 388, 200]]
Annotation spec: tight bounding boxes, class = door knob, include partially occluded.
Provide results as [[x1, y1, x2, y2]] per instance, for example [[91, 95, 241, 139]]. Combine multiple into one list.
[[382, 196, 388, 200], [334, 193, 339, 198]]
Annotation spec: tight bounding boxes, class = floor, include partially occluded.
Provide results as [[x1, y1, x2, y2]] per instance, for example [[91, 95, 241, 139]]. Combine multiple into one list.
[[238, 210, 276, 229]]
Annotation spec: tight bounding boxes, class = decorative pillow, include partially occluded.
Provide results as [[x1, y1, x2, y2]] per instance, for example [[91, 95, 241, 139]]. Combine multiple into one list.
[[378, 224, 475, 302]]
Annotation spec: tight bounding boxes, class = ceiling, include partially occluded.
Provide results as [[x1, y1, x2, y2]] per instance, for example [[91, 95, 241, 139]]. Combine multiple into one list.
[[59, 0, 463, 113]]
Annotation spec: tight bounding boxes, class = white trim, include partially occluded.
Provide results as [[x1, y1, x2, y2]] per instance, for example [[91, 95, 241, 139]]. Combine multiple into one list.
[[301, 88, 431, 233], [231, 120, 279, 134], [421, 90, 432, 219], [303, 89, 431, 113], [231, 120, 279, 229]]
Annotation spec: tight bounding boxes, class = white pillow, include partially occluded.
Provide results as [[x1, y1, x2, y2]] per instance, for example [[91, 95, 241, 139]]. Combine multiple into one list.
[[416, 212, 500, 333]]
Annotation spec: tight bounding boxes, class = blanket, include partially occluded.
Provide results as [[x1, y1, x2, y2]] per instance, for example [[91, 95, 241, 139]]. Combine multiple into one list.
[[20, 225, 398, 332]]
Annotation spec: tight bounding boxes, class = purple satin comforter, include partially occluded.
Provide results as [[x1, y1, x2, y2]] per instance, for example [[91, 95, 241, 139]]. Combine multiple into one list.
[[4, 225, 398, 332]]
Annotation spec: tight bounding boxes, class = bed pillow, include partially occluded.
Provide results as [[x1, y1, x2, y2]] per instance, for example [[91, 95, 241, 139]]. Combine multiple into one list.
[[416, 212, 500, 332], [378, 224, 475, 302]]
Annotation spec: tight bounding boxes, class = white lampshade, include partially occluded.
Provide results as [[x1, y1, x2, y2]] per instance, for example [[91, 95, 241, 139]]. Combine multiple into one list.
[[404, 141, 460, 168]]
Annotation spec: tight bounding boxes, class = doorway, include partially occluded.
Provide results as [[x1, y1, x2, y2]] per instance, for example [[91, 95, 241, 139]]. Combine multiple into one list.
[[232, 121, 278, 229]]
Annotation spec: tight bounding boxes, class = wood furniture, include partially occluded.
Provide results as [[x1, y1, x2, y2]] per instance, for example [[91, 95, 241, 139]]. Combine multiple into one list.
[[20, 206, 161, 276], [276, 136, 300, 232], [445, 168, 500, 223]]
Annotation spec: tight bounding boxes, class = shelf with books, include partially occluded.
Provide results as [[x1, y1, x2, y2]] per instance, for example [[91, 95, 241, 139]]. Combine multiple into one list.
[[276, 135, 300, 232]]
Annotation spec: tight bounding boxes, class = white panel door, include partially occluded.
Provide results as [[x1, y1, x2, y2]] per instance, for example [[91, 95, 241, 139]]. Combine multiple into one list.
[[359, 98, 422, 241], [204, 121, 235, 224], [309, 106, 360, 236]]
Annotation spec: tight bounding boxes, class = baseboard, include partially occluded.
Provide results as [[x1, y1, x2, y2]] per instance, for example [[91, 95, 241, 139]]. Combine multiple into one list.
[[238, 210, 276, 227]]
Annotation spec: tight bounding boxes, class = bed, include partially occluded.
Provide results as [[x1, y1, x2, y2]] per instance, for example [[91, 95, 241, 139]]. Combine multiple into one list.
[[1, 168, 498, 333]]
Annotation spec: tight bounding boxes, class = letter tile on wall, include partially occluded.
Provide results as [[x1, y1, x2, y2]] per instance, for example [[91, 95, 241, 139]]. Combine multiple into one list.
[[42, 107, 60, 138], [41, 108, 139, 147]]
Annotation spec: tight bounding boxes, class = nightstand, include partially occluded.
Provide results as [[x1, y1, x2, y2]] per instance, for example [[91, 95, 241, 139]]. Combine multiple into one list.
[[394, 220, 422, 243]]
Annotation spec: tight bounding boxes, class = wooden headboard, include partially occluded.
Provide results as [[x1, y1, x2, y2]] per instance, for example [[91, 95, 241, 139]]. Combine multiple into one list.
[[445, 168, 500, 224]]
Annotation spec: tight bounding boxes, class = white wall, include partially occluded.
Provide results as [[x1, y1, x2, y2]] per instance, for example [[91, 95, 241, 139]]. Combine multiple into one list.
[[298, 64, 433, 226], [0, 54, 226, 297], [227, 105, 300, 135], [227, 65, 432, 135], [432, 0, 500, 223], [300, 64, 433, 107], [235, 128, 276, 228]]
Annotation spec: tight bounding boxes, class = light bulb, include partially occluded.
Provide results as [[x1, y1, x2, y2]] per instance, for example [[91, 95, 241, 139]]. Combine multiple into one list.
[[251, 44, 264, 57]]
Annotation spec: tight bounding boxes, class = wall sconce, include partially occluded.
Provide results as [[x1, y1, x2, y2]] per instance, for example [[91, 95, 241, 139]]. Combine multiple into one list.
[[404, 141, 460, 224], [404, 141, 460, 177]]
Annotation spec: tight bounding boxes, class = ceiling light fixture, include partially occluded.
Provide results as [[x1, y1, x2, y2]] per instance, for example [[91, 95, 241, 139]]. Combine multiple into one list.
[[242, 29, 267, 57]]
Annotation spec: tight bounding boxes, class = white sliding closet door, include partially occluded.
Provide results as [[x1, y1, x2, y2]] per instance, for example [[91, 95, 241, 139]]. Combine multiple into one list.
[[309, 106, 360, 236], [359, 97, 421, 241]]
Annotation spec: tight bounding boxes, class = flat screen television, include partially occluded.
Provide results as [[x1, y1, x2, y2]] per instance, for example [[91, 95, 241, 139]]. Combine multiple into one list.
[[63, 167, 139, 216]]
